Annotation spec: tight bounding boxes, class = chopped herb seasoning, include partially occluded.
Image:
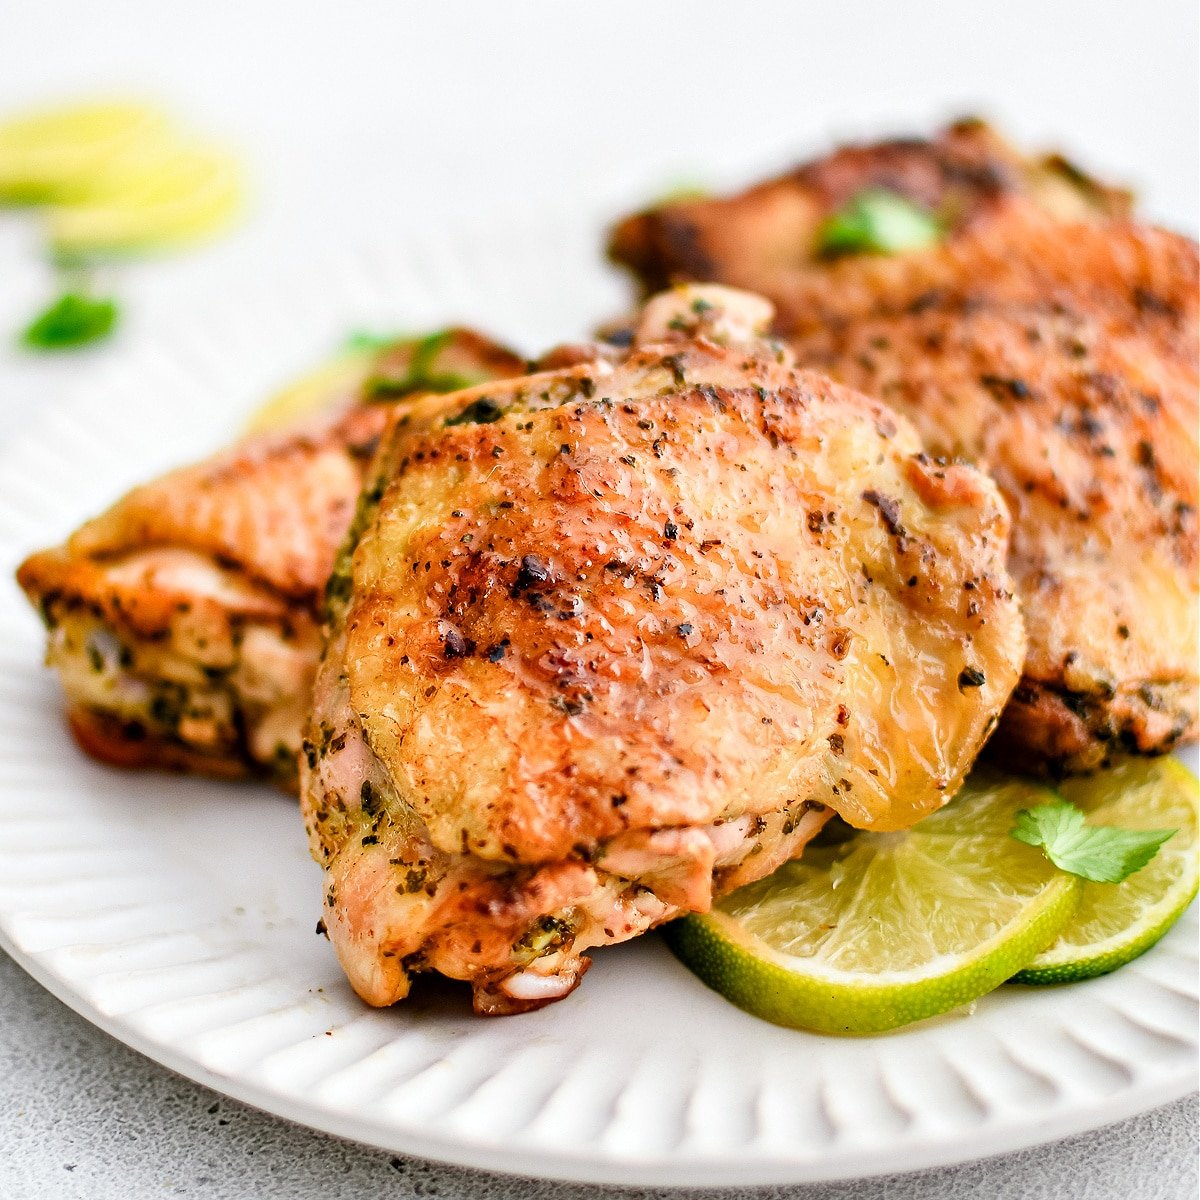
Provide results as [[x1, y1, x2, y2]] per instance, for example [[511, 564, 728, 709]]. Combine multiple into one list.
[[445, 396, 504, 426], [443, 627, 473, 658], [662, 354, 687, 386], [514, 555, 551, 589], [958, 667, 987, 690], [862, 490, 904, 537], [360, 780, 382, 817], [980, 374, 1032, 401], [515, 914, 573, 958]]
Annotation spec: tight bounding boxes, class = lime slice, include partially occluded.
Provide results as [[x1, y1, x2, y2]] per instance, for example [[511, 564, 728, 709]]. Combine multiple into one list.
[[0, 100, 170, 203], [667, 773, 1080, 1033], [1011, 757, 1198, 985], [46, 140, 242, 255], [243, 349, 378, 435]]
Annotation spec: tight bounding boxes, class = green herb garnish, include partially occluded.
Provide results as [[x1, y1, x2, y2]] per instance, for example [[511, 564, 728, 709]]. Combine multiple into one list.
[[367, 369, 482, 400], [342, 330, 401, 353], [365, 329, 482, 400], [21, 290, 118, 349], [817, 189, 942, 257], [1011, 801, 1176, 884], [656, 179, 711, 205], [445, 396, 504, 426]]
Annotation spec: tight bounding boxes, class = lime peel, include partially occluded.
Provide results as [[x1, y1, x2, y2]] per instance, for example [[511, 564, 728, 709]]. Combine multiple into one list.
[[668, 773, 1081, 1034]]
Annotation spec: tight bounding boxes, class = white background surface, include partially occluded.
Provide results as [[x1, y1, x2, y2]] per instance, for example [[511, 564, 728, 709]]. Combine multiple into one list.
[[0, 3, 1196, 1197]]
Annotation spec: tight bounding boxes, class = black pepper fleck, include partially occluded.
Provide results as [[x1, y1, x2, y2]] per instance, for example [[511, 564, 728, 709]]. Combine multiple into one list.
[[958, 666, 987, 690]]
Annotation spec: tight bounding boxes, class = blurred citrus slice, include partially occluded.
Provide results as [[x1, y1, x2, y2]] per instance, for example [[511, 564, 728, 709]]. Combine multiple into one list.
[[667, 772, 1081, 1033], [46, 140, 243, 254], [244, 330, 502, 434], [243, 348, 380, 434], [1011, 757, 1198, 984], [0, 100, 170, 203]]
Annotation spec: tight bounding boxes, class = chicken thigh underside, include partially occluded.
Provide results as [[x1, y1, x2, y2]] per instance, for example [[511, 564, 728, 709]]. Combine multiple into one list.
[[608, 122, 1199, 774], [301, 287, 1025, 1014], [16, 330, 526, 786]]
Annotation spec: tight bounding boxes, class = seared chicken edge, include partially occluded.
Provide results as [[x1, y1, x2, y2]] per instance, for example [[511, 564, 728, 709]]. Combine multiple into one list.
[[16, 330, 527, 785], [301, 286, 1026, 1014], [608, 120, 1199, 775]]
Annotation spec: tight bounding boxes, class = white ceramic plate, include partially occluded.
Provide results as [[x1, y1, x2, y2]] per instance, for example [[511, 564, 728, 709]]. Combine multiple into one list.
[[0, 221, 1195, 1189]]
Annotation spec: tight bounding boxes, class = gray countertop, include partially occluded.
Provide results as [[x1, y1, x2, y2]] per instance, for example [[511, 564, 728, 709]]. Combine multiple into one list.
[[2, 953, 1195, 1199]]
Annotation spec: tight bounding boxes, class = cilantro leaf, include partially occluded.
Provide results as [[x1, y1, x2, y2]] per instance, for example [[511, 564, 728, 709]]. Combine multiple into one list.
[[21, 290, 118, 350], [1011, 801, 1176, 884], [365, 329, 483, 400], [817, 189, 942, 257], [366, 368, 482, 401], [655, 179, 711, 205], [342, 330, 401, 353]]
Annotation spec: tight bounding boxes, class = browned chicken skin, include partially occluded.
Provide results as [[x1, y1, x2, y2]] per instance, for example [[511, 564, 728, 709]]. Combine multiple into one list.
[[608, 119, 1133, 295], [16, 330, 527, 785], [301, 286, 1025, 1014], [609, 121, 1199, 774]]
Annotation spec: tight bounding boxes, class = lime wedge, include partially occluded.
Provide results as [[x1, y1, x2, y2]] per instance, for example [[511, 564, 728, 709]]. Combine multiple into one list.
[[1011, 757, 1198, 985], [667, 773, 1080, 1033], [243, 349, 379, 435], [0, 100, 170, 203], [46, 140, 242, 255]]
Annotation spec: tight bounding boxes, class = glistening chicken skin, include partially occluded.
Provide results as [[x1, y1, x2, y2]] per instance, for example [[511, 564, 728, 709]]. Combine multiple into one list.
[[301, 286, 1026, 1015], [16, 330, 526, 785], [608, 120, 1199, 774]]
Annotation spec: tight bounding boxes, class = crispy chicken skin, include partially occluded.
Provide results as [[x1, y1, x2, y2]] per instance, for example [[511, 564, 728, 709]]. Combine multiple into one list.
[[609, 121, 1199, 774], [16, 330, 526, 786], [608, 118, 1132, 295], [301, 286, 1025, 1014]]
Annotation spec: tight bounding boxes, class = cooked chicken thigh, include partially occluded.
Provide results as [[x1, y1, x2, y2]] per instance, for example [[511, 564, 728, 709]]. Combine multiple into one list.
[[609, 121, 1199, 773], [301, 285, 1025, 1014], [17, 330, 525, 785], [608, 118, 1133, 295]]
